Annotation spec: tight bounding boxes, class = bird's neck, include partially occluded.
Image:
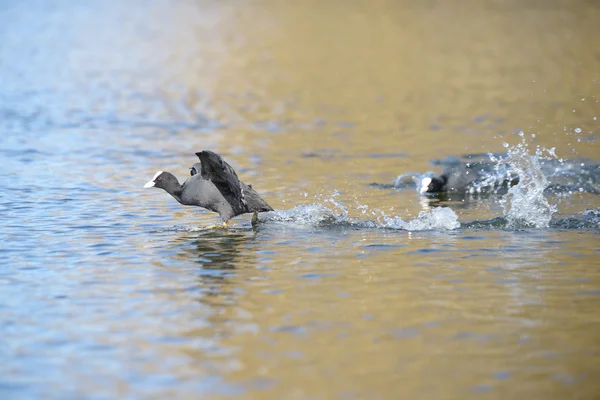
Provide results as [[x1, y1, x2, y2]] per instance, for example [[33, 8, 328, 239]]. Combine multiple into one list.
[[164, 182, 183, 203], [170, 189, 183, 203]]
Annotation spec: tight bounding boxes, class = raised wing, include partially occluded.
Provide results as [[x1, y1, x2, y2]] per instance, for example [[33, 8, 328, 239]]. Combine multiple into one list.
[[195, 150, 247, 211]]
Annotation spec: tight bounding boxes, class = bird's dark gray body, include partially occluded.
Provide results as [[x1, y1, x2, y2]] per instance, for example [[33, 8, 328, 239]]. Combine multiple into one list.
[[144, 150, 273, 223], [420, 161, 518, 194], [189, 162, 272, 214], [423, 164, 479, 193], [179, 175, 240, 221]]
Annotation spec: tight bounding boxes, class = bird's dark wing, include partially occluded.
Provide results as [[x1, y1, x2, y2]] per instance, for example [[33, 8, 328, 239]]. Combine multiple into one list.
[[241, 182, 273, 212], [195, 151, 247, 211]]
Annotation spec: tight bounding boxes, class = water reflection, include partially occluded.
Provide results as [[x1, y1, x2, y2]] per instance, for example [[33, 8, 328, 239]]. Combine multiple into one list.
[[178, 230, 255, 267], [2, 0, 600, 399]]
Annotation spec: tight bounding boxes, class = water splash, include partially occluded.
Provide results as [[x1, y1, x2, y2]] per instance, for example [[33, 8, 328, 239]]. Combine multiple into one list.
[[259, 191, 460, 231], [390, 151, 600, 196], [379, 207, 460, 230], [491, 133, 557, 228], [467, 163, 519, 194], [258, 204, 342, 226]]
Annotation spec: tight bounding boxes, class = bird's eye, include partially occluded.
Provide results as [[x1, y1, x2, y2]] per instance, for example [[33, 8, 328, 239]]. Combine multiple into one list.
[[190, 167, 197, 176]]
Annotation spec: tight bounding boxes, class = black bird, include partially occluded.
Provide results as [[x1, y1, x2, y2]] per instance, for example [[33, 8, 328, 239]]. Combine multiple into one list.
[[420, 162, 518, 194], [144, 150, 273, 227], [420, 163, 482, 194]]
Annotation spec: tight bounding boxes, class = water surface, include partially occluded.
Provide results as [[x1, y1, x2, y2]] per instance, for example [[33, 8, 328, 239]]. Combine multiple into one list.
[[1, 1, 599, 399]]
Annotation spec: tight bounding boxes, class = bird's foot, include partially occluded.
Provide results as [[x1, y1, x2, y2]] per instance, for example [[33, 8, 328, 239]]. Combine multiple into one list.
[[251, 211, 259, 228], [203, 223, 228, 230]]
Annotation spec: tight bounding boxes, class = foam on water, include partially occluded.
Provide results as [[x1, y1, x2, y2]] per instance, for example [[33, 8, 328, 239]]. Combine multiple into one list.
[[259, 204, 343, 227], [259, 192, 460, 231], [378, 207, 461, 230]]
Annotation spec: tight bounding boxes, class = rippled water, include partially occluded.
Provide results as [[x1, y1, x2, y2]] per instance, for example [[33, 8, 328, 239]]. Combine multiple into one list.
[[2, 1, 600, 399]]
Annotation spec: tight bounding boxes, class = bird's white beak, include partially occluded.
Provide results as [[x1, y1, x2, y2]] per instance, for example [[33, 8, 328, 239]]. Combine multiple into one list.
[[143, 171, 163, 188], [420, 177, 432, 194]]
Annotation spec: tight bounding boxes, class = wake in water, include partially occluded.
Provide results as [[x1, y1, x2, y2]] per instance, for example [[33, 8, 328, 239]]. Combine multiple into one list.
[[388, 132, 599, 230], [258, 193, 460, 231], [170, 205, 598, 233], [462, 209, 600, 230], [172, 134, 597, 233]]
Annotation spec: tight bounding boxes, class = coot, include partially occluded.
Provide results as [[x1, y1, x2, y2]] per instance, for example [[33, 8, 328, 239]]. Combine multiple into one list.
[[144, 150, 273, 227]]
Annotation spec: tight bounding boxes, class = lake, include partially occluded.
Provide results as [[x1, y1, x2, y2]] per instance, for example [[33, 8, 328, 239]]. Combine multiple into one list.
[[1, 1, 599, 399]]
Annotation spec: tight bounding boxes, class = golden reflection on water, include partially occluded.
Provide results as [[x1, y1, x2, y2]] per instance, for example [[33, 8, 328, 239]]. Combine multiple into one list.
[[5, 0, 599, 398], [114, 2, 600, 397], [106, 1, 600, 398], [134, 229, 598, 400], [140, 0, 600, 209]]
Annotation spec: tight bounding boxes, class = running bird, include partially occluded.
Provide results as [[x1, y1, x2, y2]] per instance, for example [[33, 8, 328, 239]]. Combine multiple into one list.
[[144, 150, 273, 228]]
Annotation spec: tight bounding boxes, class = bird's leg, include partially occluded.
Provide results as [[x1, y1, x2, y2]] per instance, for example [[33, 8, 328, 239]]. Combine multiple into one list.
[[203, 221, 228, 229], [251, 211, 259, 228]]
